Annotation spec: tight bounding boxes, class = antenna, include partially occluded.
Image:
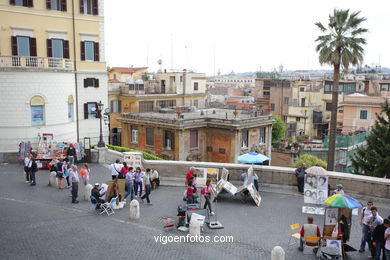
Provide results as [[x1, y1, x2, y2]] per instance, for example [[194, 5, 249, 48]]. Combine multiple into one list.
[[170, 34, 173, 70], [157, 59, 163, 72], [146, 44, 149, 67], [185, 45, 192, 71], [213, 43, 216, 77]]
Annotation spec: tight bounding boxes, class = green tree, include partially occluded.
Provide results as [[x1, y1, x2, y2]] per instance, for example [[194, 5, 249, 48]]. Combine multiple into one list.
[[293, 154, 327, 169], [272, 116, 285, 143], [351, 101, 390, 177], [315, 9, 367, 171]]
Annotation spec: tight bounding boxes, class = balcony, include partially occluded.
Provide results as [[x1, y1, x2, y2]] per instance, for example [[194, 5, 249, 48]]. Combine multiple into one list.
[[0, 56, 73, 71]]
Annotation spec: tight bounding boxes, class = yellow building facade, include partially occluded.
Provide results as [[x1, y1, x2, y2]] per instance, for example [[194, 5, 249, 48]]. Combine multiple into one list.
[[0, 0, 108, 152]]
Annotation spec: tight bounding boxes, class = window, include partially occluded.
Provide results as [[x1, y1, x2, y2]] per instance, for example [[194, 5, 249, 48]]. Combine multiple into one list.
[[146, 128, 154, 146], [11, 0, 33, 7], [338, 110, 343, 113], [296, 117, 301, 122], [47, 39, 69, 59], [30, 96, 45, 125], [190, 130, 198, 149], [164, 131, 174, 150], [84, 78, 99, 88], [17, 37, 29, 56], [157, 100, 176, 108], [264, 91, 270, 96], [194, 99, 198, 108], [326, 103, 332, 111], [47, 0, 66, 11], [81, 41, 99, 61], [161, 80, 166, 93], [80, 0, 98, 15], [259, 127, 266, 144], [300, 87, 305, 92], [283, 97, 289, 105], [241, 129, 248, 148], [68, 95, 74, 121], [380, 84, 390, 91], [301, 98, 305, 107], [111, 100, 121, 113], [131, 126, 138, 143], [270, 103, 275, 111], [83, 102, 97, 119], [113, 74, 117, 80], [194, 82, 199, 91], [139, 101, 154, 112], [360, 110, 368, 120]]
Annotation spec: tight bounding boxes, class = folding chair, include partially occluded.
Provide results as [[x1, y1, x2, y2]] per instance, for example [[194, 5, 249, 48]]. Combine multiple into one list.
[[103, 197, 116, 216], [287, 223, 301, 249], [90, 195, 106, 215], [303, 236, 321, 258]]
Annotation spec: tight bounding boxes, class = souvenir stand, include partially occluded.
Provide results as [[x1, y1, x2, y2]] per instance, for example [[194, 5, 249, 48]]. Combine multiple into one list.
[[321, 194, 362, 259]]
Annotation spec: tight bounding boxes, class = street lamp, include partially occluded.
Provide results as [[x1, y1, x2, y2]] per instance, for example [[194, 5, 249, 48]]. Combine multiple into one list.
[[91, 101, 105, 147]]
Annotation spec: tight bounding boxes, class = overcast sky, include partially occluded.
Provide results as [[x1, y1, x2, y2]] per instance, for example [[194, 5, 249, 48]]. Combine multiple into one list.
[[104, 0, 390, 76]]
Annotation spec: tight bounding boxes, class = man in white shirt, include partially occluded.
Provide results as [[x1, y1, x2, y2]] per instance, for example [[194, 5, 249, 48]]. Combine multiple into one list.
[[110, 159, 122, 180], [151, 168, 160, 189], [359, 200, 374, 253], [24, 153, 32, 183]]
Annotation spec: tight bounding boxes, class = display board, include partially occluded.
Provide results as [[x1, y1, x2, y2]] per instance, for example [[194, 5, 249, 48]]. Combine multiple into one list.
[[123, 152, 143, 169], [194, 168, 218, 186], [304, 175, 328, 204]]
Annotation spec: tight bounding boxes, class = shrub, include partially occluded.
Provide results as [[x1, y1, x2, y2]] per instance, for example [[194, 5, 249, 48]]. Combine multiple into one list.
[[91, 144, 164, 160], [292, 154, 327, 168]]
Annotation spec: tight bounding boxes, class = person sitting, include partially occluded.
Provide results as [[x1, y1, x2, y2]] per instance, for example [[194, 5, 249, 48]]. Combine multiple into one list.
[[241, 171, 259, 191], [332, 184, 345, 195], [299, 216, 321, 252], [150, 168, 160, 189], [91, 183, 105, 204]]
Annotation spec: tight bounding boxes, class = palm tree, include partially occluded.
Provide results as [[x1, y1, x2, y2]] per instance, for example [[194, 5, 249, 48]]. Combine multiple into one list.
[[315, 9, 367, 171]]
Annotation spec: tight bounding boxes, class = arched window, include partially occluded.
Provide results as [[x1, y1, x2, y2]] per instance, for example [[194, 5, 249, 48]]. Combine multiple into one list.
[[30, 96, 45, 125], [68, 95, 74, 121]]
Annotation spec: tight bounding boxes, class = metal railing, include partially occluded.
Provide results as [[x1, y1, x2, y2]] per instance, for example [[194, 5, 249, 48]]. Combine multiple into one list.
[[0, 56, 73, 70]]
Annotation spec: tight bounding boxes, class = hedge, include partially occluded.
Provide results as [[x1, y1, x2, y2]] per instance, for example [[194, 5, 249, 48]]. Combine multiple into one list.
[[92, 144, 164, 160]]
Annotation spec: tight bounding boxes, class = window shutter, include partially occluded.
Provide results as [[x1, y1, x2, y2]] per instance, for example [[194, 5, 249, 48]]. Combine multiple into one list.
[[84, 103, 88, 119], [94, 78, 99, 88], [46, 0, 51, 9], [93, 42, 99, 61], [83, 78, 87, 88], [11, 36, 18, 56], [80, 41, 85, 61], [79, 0, 84, 13], [29, 38, 37, 56], [63, 40, 69, 58], [27, 0, 33, 7], [110, 100, 114, 112], [118, 100, 121, 113], [60, 0, 66, 11], [46, 39, 52, 57], [10, 0, 15, 5], [92, 0, 98, 15]]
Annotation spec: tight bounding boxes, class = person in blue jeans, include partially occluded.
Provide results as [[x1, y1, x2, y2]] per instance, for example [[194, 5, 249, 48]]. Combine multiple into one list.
[[360, 201, 374, 253], [134, 167, 144, 197], [124, 167, 135, 201]]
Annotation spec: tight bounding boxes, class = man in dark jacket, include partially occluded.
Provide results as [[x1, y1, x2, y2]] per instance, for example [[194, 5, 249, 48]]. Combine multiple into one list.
[[66, 144, 76, 165], [372, 218, 390, 260], [295, 163, 306, 194]]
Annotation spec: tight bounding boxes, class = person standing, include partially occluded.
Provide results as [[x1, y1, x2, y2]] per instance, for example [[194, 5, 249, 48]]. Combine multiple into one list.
[[79, 163, 90, 186], [66, 144, 76, 165], [151, 168, 160, 189], [186, 180, 196, 204], [372, 218, 390, 260], [110, 159, 122, 180], [201, 180, 214, 216], [367, 207, 384, 258], [69, 165, 80, 204], [185, 167, 195, 186], [24, 153, 32, 183], [56, 158, 64, 189], [298, 216, 321, 252], [141, 168, 152, 205], [30, 157, 38, 186], [332, 184, 345, 195], [385, 219, 390, 260], [119, 162, 129, 179], [295, 163, 307, 195], [124, 167, 135, 201], [360, 201, 374, 253], [134, 167, 144, 197]]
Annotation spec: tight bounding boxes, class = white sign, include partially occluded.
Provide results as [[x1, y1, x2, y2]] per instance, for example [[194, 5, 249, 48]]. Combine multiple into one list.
[[123, 152, 143, 168]]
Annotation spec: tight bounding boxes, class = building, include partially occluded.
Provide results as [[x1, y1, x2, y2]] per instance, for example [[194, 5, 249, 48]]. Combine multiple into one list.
[[0, 0, 108, 152], [108, 70, 207, 145], [118, 108, 274, 163], [108, 67, 148, 83]]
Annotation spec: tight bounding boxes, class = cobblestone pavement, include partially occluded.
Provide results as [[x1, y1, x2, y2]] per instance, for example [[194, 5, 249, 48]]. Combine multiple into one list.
[[0, 163, 389, 260]]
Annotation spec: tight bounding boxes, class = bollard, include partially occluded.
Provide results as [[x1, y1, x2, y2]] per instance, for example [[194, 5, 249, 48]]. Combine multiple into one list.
[[84, 184, 93, 201], [271, 246, 285, 260], [49, 172, 56, 187], [129, 199, 140, 220]]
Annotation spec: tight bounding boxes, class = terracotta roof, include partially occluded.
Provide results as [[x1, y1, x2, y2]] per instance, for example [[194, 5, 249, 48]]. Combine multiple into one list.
[[108, 79, 122, 83], [109, 67, 148, 73]]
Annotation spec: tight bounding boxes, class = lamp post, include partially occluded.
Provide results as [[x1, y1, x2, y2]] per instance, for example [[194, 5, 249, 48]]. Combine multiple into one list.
[[92, 101, 105, 147]]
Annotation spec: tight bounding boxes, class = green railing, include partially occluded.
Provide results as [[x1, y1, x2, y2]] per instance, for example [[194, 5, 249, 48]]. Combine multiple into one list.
[[323, 131, 369, 148]]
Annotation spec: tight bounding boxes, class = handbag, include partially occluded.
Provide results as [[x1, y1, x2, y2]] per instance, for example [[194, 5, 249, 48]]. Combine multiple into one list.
[[56, 171, 64, 178]]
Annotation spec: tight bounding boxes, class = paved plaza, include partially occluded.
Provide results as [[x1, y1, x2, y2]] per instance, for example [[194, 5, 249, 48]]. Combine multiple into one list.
[[0, 163, 389, 260]]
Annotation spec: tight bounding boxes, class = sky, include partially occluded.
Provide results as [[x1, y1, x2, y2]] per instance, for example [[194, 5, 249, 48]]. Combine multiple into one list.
[[104, 0, 390, 76]]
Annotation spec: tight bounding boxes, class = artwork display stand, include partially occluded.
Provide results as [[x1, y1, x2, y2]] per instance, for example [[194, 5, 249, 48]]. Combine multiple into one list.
[[208, 197, 224, 229]]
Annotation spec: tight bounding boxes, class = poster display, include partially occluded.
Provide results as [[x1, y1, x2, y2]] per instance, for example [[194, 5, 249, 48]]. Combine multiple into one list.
[[194, 168, 218, 186], [304, 175, 328, 205], [223, 181, 237, 195], [302, 206, 325, 215], [326, 240, 342, 256], [325, 207, 339, 226], [247, 183, 261, 206], [123, 152, 143, 168]]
